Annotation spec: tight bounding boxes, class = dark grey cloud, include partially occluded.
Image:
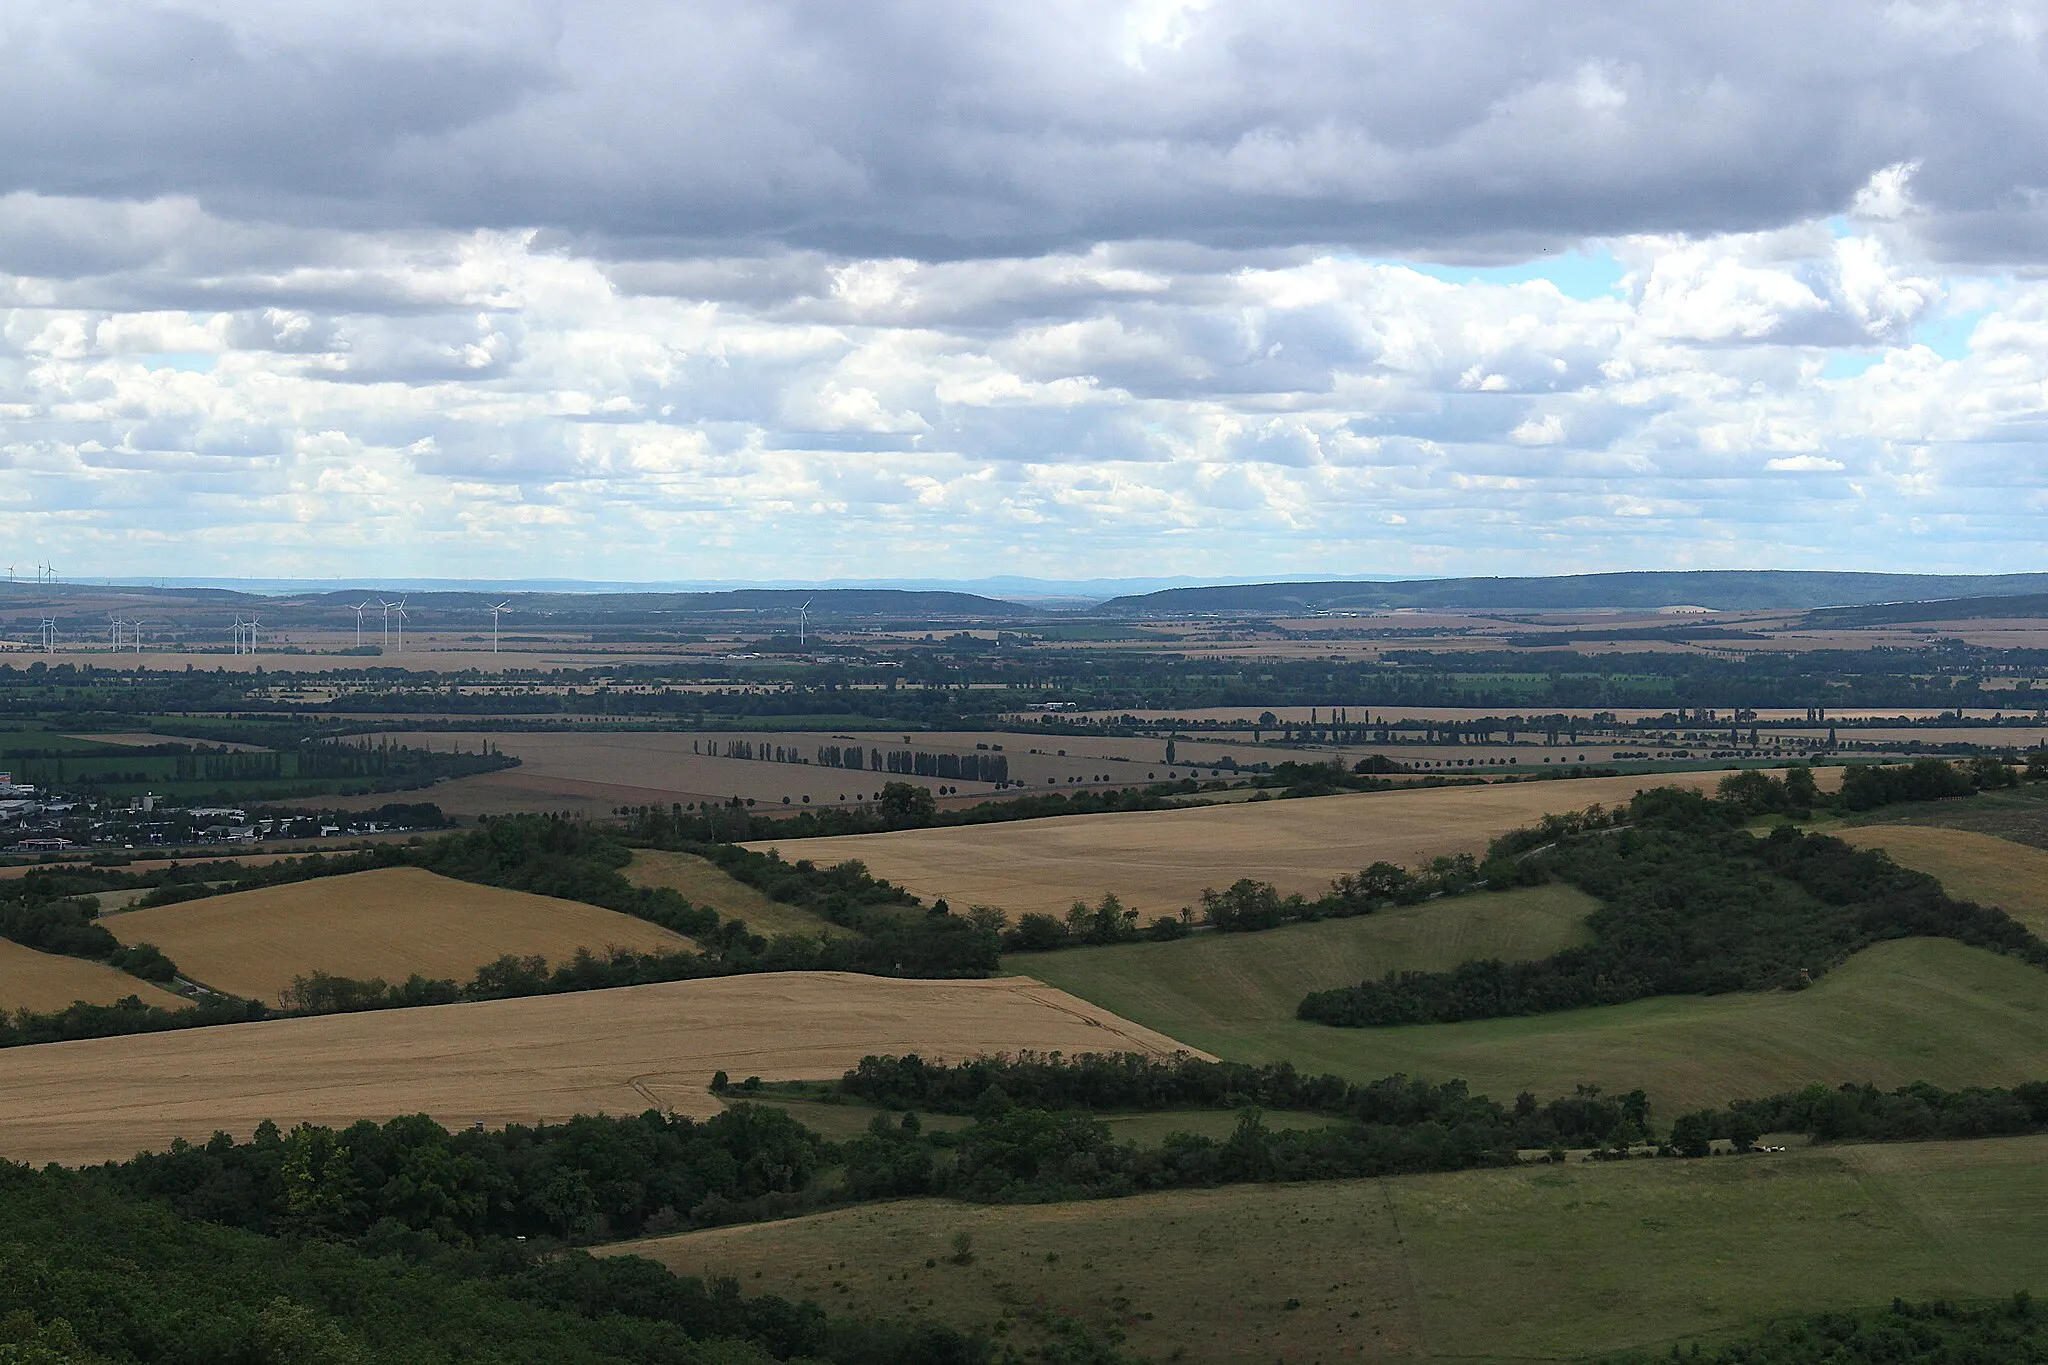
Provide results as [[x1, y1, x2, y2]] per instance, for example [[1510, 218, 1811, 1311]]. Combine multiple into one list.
[[4, 1, 2048, 262]]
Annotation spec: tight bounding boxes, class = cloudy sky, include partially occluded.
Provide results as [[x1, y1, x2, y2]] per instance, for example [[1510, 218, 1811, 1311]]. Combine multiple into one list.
[[5, 0, 2048, 583]]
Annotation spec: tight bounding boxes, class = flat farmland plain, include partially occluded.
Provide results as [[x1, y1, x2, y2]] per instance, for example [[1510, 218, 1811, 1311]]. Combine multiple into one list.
[[748, 770, 1733, 917], [0, 972, 1204, 1166], [0, 937, 191, 1014], [105, 866, 692, 1002], [365, 728, 1257, 819], [614, 1134, 2048, 1365]]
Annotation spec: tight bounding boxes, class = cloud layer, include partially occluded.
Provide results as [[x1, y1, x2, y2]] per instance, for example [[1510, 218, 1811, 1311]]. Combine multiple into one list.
[[2, 1, 2046, 579]]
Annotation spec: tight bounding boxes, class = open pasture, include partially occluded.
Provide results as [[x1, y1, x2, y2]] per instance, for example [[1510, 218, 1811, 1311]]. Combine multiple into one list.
[[1031, 934, 2048, 1115], [623, 849, 849, 938], [748, 770, 1733, 917], [0, 972, 1203, 1166], [0, 937, 191, 1014], [613, 1133, 2048, 1365], [1007, 882, 1597, 1031], [104, 866, 692, 1002], [1839, 824, 2048, 933]]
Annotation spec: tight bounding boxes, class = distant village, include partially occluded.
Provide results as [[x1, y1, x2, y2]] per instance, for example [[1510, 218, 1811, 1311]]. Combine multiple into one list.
[[0, 771, 427, 854]]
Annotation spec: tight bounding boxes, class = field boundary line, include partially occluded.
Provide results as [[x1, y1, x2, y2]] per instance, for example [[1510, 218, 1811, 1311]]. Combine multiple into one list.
[[1377, 1175, 1433, 1357], [1004, 978, 1216, 1061]]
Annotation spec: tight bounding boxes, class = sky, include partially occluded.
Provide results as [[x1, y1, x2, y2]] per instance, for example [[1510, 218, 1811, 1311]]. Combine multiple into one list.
[[4, 1, 2048, 583]]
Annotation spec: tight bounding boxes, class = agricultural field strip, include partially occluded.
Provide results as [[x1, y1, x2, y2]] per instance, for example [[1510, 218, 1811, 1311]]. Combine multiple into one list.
[[622, 849, 849, 939], [612, 1134, 2048, 1365], [748, 770, 1734, 916], [104, 866, 695, 1003], [1010, 883, 1600, 1030], [1837, 824, 2048, 933], [0, 936, 192, 1014], [1032, 934, 2048, 1116], [0, 972, 1207, 1167]]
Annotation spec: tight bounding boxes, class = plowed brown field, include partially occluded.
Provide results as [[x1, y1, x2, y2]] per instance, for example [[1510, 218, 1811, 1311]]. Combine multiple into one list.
[[0, 972, 1204, 1165], [105, 867, 693, 1002], [745, 770, 1751, 917], [0, 937, 192, 1014]]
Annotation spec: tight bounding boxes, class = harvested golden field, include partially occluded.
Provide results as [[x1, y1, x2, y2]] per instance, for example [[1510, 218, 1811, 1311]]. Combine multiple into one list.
[[747, 770, 1739, 917], [1840, 824, 2048, 933], [623, 850, 848, 938], [105, 866, 692, 1003], [0, 972, 1202, 1166], [0, 938, 192, 1014]]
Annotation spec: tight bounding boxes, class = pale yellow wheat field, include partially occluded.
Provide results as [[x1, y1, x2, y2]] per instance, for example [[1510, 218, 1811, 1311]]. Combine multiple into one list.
[[106, 866, 693, 1003], [746, 770, 1742, 917], [0, 937, 192, 1015], [1839, 824, 2048, 933], [0, 972, 1204, 1165]]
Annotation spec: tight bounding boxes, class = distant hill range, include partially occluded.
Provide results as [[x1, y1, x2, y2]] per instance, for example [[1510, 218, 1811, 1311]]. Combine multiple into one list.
[[0, 584, 1042, 632], [1802, 593, 2048, 628], [1098, 572, 2048, 616]]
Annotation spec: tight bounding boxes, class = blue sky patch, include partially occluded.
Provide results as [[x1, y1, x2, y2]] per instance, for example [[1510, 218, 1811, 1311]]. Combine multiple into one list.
[[1394, 248, 1626, 301]]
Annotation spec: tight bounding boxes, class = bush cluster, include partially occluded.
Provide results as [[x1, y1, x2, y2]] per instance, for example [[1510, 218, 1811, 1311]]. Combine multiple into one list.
[[1298, 785, 2048, 1028]]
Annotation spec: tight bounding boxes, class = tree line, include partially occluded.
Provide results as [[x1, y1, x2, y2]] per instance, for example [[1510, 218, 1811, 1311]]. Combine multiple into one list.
[[1298, 779, 2048, 1028], [1600, 1295, 2048, 1365], [0, 1133, 997, 1365], [1667, 1077, 2048, 1155], [989, 853, 1484, 953], [812, 744, 1013, 784]]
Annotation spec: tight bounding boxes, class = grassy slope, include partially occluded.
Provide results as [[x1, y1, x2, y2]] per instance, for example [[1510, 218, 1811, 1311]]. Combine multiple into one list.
[[1839, 824, 2048, 933], [1011, 882, 1598, 1035], [622, 849, 850, 938], [611, 1134, 2048, 1364], [1024, 899, 2048, 1112]]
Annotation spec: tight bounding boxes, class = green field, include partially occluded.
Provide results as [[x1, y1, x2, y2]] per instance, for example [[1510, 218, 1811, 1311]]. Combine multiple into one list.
[[1007, 883, 1598, 1034], [1023, 905, 2048, 1113], [622, 848, 850, 938], [1851, 782, 2048, 851], [612, 1133, 2048, 1364]]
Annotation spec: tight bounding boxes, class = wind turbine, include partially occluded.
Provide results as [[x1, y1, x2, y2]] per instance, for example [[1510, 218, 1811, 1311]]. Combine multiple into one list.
[[378, 600, 393, 647], [798, 597, 814, 650], [392, 598, 407, 653], [245, 616, 261, 653], [351, 601, 371, 648], [107, 613, 120, 647], [489, 601, 511, 653], [38, 618, 55, 652], [230, 615, 247, 654]]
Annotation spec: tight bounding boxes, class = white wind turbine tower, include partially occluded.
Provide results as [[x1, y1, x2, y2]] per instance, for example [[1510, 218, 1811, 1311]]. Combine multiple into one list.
[[798, 597, 813, 650], [245, 616, 261, 653], [392, 598, 407, 653], [107, 613, 120, 648], [489, 601, 511, 653], [230, 615, 248, 654], [38, 618, 55, 652], [351, 601, 371, 649], [378, 600, 394, 648]]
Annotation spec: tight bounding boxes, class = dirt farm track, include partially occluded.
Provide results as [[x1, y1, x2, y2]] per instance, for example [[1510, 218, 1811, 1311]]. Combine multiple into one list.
[[0, 973, 1204, 1166]]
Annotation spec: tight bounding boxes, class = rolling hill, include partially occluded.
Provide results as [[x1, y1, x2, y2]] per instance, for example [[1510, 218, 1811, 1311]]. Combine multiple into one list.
[[1099, 570, 2048, 615]]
